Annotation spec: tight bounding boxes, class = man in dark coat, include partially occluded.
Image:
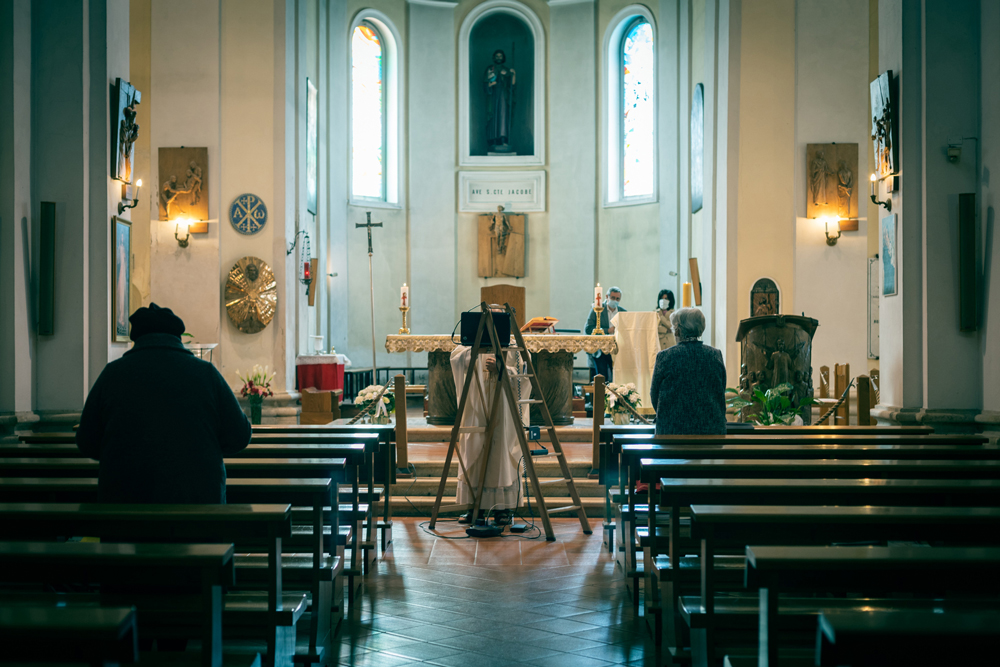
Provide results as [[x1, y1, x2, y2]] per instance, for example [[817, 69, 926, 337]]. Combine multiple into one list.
[[585, 286, 626, 381], [650, 308, 727, 436], [77, 304, 251, 503]]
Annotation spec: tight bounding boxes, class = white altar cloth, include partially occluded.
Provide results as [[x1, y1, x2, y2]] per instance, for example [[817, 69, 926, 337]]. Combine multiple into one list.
[[611, 312, 660, 410]]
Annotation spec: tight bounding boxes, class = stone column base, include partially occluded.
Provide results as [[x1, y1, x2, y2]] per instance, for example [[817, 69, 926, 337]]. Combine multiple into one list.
[[872, 405, 987, 437]]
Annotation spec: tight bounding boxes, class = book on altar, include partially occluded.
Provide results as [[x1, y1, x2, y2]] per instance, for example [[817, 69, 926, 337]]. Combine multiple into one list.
[[520, 316, 559, 334]]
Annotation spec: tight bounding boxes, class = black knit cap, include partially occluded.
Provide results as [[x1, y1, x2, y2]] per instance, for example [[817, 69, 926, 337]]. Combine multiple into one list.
[[129, 303, 185, 340]]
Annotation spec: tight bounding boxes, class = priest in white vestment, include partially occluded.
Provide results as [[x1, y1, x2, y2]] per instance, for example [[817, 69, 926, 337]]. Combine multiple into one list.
[[450, 345, 530, 518]]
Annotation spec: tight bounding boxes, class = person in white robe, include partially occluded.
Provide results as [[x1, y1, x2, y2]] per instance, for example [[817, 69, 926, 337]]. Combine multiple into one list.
[[450, 345, 531, 520]]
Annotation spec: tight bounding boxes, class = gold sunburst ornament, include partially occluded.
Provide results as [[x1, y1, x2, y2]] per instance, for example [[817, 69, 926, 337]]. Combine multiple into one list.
[[225, 256, 277, 333]]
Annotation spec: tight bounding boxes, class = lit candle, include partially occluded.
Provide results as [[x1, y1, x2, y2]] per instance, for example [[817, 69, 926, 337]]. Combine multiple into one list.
[[400, 283, 409, 308], [595, 283, 602, 308], [870, 173, 877, 198], [682, 282, 693, 307]]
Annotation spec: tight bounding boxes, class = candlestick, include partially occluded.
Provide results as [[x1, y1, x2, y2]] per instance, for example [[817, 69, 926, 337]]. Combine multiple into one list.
[[399, 306, 410, 334], [682, 282, 693, 307], [592, 305, 605, 336], [400, 283, 409, 309]]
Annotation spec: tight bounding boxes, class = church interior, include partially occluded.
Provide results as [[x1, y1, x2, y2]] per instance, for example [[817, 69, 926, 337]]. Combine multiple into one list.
[[2, 0, 1000, 666]]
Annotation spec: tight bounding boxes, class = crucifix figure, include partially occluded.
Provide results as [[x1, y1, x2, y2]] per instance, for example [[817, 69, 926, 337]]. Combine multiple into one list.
[[356, 211, 384, 379]]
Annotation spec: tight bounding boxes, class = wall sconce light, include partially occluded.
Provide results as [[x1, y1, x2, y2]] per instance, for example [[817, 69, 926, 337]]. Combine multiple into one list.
[[947, 142, 962, 162], [118, 178, 142, 215], [870, 173, 891, 212], [175, 219, 190, 248], [821, 217, 842, 246]]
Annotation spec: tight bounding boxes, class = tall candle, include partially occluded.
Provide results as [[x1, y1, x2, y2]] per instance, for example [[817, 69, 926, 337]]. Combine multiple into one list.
[[682, 282, 693, 307], [595, 283, 602, 308], [870, 173, 877, 198], [400, 283, 409, 308]]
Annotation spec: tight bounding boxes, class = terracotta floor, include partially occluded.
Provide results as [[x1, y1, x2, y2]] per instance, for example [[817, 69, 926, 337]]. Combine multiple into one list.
[[330, 517, 654, 667]]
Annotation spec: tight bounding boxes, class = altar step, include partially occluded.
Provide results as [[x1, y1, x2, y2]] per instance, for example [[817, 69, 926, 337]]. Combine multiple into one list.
[[389, 465, 607, 518]]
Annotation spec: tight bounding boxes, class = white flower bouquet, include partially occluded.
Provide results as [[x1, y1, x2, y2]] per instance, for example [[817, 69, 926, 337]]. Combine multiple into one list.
[[355, 384, 395, 419], [605, 381, 641, 417]]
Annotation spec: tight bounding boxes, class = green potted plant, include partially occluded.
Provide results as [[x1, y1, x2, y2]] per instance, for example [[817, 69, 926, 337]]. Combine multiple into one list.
[[726, 382, 816, 426], [237, 365, 275, 425]]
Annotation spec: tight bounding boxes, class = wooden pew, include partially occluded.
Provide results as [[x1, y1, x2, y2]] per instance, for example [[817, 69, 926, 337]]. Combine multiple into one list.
[[745, 546, 1000, 667], [0, 605, 139, 666], [0, 476, 347, 647], [0, 540, 238, 667], [0, 503, 293, 667], [253, 424, 397, 553], [649, 477, 1000, 656], [689, 505, 1000, 666], [615, 440, 992, 603], [816, 610, 1000, 667]]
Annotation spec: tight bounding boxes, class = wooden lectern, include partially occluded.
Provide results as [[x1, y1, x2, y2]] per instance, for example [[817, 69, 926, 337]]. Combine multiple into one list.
[[481, 284, 526, 326]]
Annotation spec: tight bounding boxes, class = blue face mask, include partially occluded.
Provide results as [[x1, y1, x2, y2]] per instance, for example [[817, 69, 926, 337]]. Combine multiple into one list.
[[606, 296, 620, 310]]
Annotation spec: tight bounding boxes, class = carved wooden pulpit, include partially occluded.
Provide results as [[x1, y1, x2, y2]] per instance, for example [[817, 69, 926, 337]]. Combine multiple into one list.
[[736, 314, 819, 424]]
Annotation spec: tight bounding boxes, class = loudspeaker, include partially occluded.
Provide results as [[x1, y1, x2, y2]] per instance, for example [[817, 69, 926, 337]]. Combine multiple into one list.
[[39, 202, 56, 335], [460, 310, 510, 348], [959, 193, 977, 332]]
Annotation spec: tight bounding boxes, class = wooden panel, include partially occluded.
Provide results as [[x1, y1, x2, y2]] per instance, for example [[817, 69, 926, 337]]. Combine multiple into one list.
[[481, 284, 526, 327], [478, 213, 525, 278]]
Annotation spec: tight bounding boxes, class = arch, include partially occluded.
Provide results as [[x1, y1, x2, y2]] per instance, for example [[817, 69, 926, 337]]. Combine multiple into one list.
[[349, 9, 403, 205], [458, 0, 545, 166], [603, 5, 657, 206]]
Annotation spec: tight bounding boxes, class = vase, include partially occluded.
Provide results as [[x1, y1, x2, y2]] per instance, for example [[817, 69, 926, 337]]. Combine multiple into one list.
[[611, 413, 630, 425], [249, 397, 263, 425]]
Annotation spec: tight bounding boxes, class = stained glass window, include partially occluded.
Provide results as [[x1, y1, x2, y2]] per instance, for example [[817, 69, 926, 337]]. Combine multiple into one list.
[[622, 20, 654, 199], [352, 23, 384, 199]]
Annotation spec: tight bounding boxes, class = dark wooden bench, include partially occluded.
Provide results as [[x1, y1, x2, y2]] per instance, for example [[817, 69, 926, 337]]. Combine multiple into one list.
[[746, 546, 1000, 667], [617, 444, 995, 603], [0, 503, 293, 667], [647, 477, 1000, 655], [0, 604, 138, 665], [0, 540, 237, 667], [816, 609, 1000, 667]]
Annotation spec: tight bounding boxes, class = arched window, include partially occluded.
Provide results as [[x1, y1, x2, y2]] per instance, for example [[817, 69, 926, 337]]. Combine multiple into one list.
[[351, 22, 385, 200], [621, 19, 654, 199], [604, 7, 656, 205], [349, 11, 400, 205]]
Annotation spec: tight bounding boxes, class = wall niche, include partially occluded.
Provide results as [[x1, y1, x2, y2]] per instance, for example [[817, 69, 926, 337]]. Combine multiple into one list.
[[459, 0, 545, 166]]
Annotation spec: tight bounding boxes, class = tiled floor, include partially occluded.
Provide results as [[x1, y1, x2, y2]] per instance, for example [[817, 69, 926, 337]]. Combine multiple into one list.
[[331, 517, 655, 667]]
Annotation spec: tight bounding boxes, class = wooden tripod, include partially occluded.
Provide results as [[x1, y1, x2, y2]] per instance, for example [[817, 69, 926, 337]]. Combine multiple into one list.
[[428, 303, 592, 541]]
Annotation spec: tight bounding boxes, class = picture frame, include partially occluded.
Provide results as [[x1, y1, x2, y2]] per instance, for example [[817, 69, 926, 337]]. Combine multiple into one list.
[[880, 213, 897, 297], [306, 78, 318, 215], [112, 216, 132, 342]]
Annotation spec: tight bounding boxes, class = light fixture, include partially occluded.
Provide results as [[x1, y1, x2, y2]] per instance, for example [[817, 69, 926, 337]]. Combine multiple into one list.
[[821, 216, 842, 246], [869, 173, 891, 211], [118, 178, 142, 214], [175, 218, 190, 248]]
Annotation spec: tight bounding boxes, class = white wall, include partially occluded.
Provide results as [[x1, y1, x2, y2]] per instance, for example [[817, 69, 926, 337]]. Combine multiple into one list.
[[982, 0, 1000, 415], [793, 0, 871, 388]]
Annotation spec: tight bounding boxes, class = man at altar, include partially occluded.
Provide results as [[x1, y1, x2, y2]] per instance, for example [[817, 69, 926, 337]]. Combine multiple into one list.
[[585, 286, 626, 381], [450, 341, 531, 524]]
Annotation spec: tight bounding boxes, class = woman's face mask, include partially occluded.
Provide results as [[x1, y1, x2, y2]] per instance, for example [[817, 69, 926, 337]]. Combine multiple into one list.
[[659, 299, 670, 310]]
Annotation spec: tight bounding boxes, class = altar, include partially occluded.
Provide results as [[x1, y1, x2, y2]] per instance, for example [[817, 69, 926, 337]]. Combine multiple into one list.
[[385, 334, 618, 425]]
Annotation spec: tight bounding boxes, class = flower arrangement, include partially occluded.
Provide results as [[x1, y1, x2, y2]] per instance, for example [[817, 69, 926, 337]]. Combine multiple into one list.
[[238, 365, 275, 400], [355, 384, 395, 424], [605, 382, 641, 422]]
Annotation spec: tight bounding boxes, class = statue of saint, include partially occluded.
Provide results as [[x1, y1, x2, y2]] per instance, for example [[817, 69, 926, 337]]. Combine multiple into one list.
[[484, 50, 516, 152], [489, 205, 511, 255], [810, 150, 832, 205], [837, 159, 853, 217], [770, 338, 792, 388]]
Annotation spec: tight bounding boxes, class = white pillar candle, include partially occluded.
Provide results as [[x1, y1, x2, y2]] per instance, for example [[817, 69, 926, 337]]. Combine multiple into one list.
[[400, 283, 409, 308], [594, 283, 602, 308]]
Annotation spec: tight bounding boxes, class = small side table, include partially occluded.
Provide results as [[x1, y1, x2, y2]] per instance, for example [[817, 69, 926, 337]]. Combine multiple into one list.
[[296, 354, 352, 392]]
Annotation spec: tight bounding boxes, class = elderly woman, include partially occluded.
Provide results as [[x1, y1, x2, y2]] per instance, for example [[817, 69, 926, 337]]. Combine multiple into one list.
[[649, 308, 727, 435]]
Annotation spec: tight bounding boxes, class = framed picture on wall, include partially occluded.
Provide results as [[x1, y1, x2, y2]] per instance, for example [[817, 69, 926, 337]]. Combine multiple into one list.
[[880, 213, 897, 297], [306, 78, 318, 215], [112, 216, 132, 342]]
